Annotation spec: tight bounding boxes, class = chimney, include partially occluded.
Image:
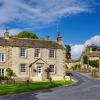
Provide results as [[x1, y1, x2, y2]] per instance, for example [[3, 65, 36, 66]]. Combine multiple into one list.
[[57, 32, 62, 45], [4, 29, 10, 40]]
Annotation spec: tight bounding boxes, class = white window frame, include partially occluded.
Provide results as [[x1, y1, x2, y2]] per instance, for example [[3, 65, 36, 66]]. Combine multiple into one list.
[[49, 65, 55, 74], [0, 53, 5, 62], [20, 64, 27, 74], [34, 48, 41, 58], [49, 49, 55, 59], [20, 47, 27, 58], [0, 68, 5, 76]]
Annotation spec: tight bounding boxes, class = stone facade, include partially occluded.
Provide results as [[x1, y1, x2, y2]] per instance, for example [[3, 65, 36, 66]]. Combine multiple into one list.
[[0, 31, 66, 81], [80, 45, 100, 68]]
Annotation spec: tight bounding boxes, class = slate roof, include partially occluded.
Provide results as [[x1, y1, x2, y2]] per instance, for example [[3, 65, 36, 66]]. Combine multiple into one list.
[[0, 37, 64, 49]]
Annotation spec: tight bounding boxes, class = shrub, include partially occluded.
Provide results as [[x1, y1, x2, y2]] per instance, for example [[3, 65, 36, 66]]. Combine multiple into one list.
[[6, 68, 13, 79], [0, 76, 8, 81], [89, 60, 99, 68], [74, 64, 81, 70]]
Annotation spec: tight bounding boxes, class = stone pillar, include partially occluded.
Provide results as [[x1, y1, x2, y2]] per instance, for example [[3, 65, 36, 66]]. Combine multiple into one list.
[[81, 56, 84, 68]]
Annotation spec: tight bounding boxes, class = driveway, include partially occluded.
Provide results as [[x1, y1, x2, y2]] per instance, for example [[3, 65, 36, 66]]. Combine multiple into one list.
[[0, 71, 100, 100]]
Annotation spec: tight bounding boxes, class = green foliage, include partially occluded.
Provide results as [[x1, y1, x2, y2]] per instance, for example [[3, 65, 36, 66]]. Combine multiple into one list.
[[0, 76, 8, 81], [6, 68, 13, 78], [17, 31, 38, 39], [89, 60, 99, 68], [0, 80, 74, 95], [65, 45, 71, 59], [83, 55, 99, 68], [74, 64, 81, 70], [83, 56, 88, 64]]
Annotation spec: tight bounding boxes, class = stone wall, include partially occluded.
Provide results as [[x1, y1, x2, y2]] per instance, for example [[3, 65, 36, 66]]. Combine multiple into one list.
[[11, 47, 65, 81], [0, 46, 12, 75]]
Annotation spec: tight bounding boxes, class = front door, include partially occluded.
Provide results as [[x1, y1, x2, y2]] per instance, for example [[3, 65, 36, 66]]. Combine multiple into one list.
[[37, 66, 42, 77]]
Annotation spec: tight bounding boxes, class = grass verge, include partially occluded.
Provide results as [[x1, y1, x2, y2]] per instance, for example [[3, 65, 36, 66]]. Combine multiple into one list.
[[0, 80, 74, 96]]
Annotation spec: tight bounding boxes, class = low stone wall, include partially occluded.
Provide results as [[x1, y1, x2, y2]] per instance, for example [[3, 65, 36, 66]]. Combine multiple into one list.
[[13, 77, 29, 83], [92, 69, 100, 78], [0, 80, 15, 84], [74, 68, 92, 73]]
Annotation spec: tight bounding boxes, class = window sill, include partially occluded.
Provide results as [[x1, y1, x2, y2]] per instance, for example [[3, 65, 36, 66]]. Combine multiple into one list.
[[49, 58, 56, 60], [0, 61, 5, 63], [20, 56, 27, 59], [49, 72, 56, 75], [20, 72, 27, 75], [34, 57, 41, 59]]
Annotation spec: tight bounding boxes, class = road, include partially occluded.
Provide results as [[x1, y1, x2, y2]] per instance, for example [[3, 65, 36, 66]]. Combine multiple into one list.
[[0, 71, 100, 100]]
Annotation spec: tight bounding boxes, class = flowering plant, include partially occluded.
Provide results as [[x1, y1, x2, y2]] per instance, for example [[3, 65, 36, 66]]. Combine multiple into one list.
[[33, 69, 37, 72], [45, 68, 50, 72]]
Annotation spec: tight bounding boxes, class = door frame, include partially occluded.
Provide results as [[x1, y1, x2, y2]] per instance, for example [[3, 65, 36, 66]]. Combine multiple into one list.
[[37, 66, 43, 77]]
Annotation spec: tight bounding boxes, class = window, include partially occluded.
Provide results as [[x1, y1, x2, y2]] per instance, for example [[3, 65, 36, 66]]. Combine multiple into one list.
[[20, 64, 27, 73], [0, 68, 4, 76], [20, 48, 27, 57], [49, 65, 55, 73], [0, 53, 5, 62], [34, 48, 40, 58], [49, 49, 55, 59]]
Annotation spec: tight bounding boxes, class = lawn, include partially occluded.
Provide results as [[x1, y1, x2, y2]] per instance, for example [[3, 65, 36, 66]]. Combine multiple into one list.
[[0, 80, 74, 96]]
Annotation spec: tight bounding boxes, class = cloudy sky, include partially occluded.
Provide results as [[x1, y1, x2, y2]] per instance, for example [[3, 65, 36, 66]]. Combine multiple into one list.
[[0, 0, 100, 59]]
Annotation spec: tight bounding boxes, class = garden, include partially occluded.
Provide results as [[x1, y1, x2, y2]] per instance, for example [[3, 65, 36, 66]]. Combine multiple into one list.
[[0, 68, 74, 96]]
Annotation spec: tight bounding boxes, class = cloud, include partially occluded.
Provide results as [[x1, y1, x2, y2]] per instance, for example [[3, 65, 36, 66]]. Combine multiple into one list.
[[71, 35, 100, 60], [84, 35, 100, 46], [0, 0, 98, 30], [71, 45, 84, 60]]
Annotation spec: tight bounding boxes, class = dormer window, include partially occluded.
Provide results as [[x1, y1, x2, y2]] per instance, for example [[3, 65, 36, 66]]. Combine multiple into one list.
[[49, 49, 55, 59], [34, 48, 41, 58], [20, 48, 27, 57]]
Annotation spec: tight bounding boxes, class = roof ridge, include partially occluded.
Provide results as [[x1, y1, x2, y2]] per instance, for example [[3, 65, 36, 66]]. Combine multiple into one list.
[[11, 37, 57, 42], [0, 37, 64, 49]]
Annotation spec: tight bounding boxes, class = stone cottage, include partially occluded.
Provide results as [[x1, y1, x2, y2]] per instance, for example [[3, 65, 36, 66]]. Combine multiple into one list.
[[0, 30, 66, 81], [80, 45, 100, 69]]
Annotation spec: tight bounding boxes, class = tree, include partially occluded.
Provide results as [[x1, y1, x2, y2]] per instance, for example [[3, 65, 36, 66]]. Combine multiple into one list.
[[74, 64, 81, 70], [17, 31, 38, 39], [65, 45, 71, 59], [6, 68, 13, 79], [89, 60, 99, 68]]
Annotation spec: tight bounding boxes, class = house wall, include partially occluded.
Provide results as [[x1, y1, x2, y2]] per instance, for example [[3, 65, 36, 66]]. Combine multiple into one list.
[[89, 57, 99, 60], [0, 46, 12, 75], [11, 47, 65, 81]]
